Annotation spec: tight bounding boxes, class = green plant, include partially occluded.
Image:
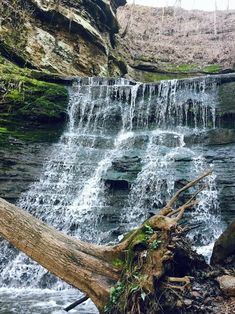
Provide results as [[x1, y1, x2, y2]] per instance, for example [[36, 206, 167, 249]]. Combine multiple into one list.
[[149, 240, 162, 250], [104, 281, 125, 313], [143, 224, 154, 235], [203, 64, 222, 73]]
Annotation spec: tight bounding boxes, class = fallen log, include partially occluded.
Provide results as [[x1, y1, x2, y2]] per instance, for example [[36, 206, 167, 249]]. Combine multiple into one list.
[[0, 197, 119, 310], [0, 170, 224, 313]]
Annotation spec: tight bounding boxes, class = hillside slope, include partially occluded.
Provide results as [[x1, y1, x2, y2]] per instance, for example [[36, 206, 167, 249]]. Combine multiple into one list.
[[0, 0, 126, 77], [117, 5, 235, 81]]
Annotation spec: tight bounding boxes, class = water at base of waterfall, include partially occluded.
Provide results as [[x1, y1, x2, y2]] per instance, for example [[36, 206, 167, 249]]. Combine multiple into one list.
[[0, 77, 225, 313], [0, 288, 97, 314]]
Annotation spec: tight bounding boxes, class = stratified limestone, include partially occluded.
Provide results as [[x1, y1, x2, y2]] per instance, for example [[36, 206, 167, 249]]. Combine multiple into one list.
[[0, 0, 127, 77]]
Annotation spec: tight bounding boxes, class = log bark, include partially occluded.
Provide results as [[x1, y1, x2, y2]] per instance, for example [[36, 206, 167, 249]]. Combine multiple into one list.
[[0, 171, 213, 313], [0, 198, 121, 310]]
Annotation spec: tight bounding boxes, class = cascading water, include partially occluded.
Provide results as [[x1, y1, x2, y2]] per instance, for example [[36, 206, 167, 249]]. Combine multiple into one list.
[[0, 76, 224, 313]]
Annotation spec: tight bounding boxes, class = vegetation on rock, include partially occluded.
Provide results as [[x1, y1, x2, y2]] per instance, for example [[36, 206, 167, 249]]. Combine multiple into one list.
[[0, 56, 68, 142], [0, 0, 127, 77]]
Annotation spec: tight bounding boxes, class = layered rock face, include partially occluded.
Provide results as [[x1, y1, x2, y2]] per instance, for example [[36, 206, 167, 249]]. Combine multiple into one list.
[[0, 0, 126, 76], [0, 0, 128, 145], [117, 5, 235, 81]]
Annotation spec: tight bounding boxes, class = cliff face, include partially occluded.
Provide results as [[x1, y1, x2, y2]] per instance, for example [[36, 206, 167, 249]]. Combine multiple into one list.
[[117, 5, 235, 81], [2, 1, 235, 82], [0, 0, 126, 76], [0, 0, 127, 143]]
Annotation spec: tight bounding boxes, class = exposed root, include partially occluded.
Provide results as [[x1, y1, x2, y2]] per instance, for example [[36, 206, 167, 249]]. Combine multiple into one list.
[[160, 170, 211, 216], [104, 171, 212, 313], [165, 276, 192, 292]]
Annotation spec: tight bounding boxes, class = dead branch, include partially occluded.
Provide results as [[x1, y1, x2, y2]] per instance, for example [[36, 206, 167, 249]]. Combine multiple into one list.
[[160, 170, 212, 215]]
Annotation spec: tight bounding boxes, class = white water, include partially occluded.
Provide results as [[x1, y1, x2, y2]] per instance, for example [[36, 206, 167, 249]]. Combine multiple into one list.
[[0, 76, 224, 313]]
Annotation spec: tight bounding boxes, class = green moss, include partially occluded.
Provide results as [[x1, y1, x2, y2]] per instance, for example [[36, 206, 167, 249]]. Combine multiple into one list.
[[166, 63, 198, 73], [202, 64, 222, 73], [136, 62, 223, 82], [0, 123, 63, 146], [141, 72, 190, 82], [6, 89, 23, 103], [1, 66, 68, 123], [149, 240, 162, 250], [105, 223, 165, 313], [0, 127, 8, 133], [104, 281, 125, 313], [143, 223, 154, 235], [132, 232, 147, 244], [15, 82, 68, 121], [0, 56, 68, 142], [112, 258, 125, 268]]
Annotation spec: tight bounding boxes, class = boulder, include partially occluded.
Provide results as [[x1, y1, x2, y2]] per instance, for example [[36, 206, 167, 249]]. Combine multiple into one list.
[[217, 275, 235, 296], [211, 219, 235, 265]]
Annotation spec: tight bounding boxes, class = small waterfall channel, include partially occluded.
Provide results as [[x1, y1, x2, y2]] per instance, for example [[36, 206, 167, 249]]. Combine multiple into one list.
[[0, 77, 224, 313]]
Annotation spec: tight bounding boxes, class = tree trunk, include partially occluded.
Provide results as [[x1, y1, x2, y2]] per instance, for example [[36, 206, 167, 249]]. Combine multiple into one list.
[[0, 197, 121, 310], [0, 171, 214, 313]]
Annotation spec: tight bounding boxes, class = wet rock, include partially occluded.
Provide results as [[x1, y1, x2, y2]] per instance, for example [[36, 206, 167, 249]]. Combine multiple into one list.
[[211, 218, 235, 265], [103, 155, 142, 189], [209, 129, 235, 145], [217, 275, 235, 296], [112, 156, 141, 172], [131, 134, 149, 149], [184, 129, 235, 146], [0, 142, 50, 203], [217, 82, 235, 129], [152, 132, 183, 147]]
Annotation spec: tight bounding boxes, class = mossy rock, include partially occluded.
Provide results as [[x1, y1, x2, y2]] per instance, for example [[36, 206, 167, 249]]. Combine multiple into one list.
[[0, 56, 68, 142], [131, 69, 192, 83], [0, 124, 63, 146], [4, 79, 68, 122], [166, 63, 198, 73], [131, 62, 224, 82], [202, 64, 222, 73], [0, 57, 68, 123]]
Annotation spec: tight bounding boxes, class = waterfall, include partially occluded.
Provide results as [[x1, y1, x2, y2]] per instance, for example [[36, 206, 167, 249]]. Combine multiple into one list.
[[0, 76, 224, 313]]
